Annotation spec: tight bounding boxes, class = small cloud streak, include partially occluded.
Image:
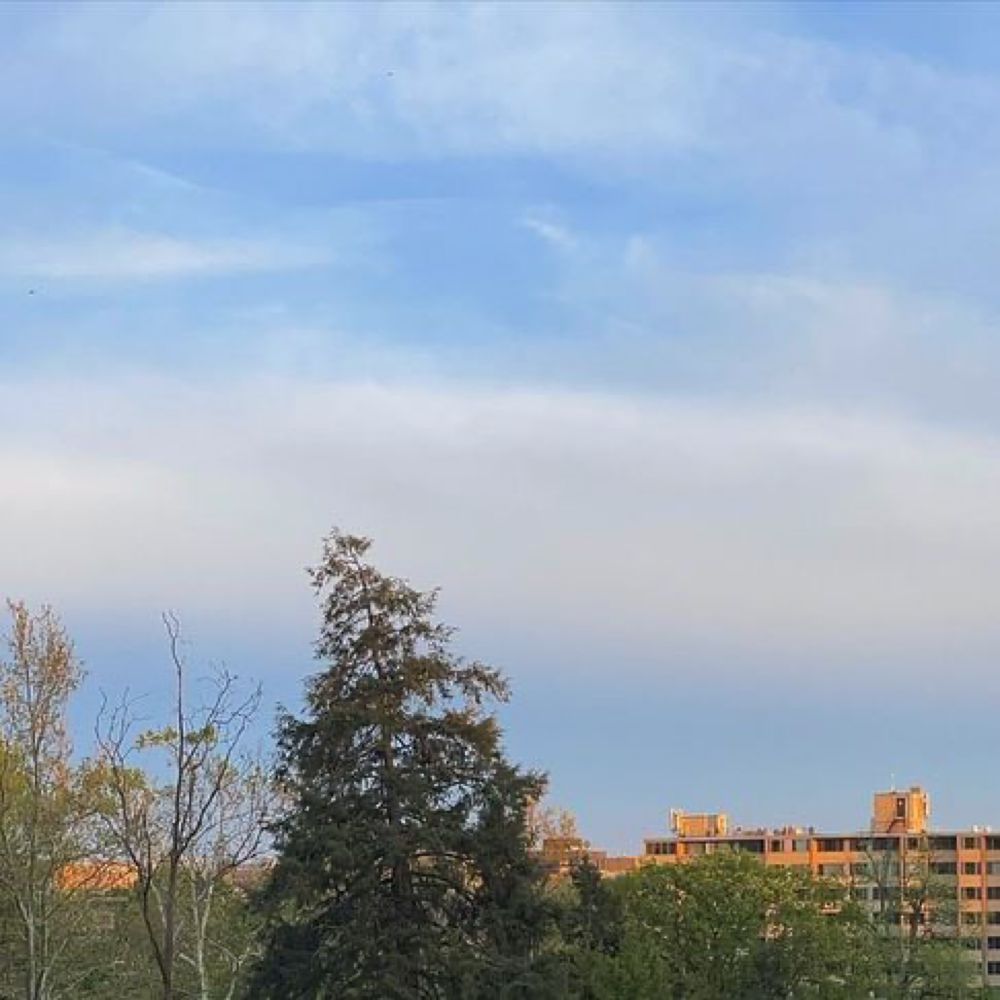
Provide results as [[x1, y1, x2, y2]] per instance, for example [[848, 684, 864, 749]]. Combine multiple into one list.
[[521, 213, 578, 253], [0, 228, 328, 281]]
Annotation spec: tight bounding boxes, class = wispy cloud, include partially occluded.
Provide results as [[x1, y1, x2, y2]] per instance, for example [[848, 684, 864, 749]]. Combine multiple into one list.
[[521, 213, 578, 253], [0, 228, 328, 281], [4, 3, 989, 168]]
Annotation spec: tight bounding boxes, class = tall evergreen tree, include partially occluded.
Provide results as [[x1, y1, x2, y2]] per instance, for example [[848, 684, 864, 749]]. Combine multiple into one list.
[[250, 530, 554, 999]]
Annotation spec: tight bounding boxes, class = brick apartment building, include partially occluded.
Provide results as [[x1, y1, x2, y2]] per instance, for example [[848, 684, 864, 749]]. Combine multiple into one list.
[[540, 787, 1000, 990]]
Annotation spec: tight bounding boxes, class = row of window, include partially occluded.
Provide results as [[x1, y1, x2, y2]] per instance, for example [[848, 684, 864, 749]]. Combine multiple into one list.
[[816, 835, 1000, 853], [645, 842, 675, 856], [648, 835, 1000, 858], [932, 836, 1000, 852], [962, 887, 1000, 900], [822, 859, 1000, 879], [927, 861, 1000, 876], [959, 937, 1000, 949], [812, 838, 906, 853], [818, 834, 1000, 854], [848, 886, 918, 901], [646, 853, 1000, 877], [962, 912, 1000, 925]]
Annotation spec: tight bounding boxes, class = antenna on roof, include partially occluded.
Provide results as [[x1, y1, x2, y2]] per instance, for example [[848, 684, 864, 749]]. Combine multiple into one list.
[[890, 772, 896, 791]]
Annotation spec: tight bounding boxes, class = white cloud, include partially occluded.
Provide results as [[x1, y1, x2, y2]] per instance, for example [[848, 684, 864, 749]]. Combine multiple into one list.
[[526, 228, 1000, 424], [3, 371, 1000, 681], [1, 5, 699, 156], [0, 228, 326, 280], [7, 2, 996, 174], [521, 213, 578, 253]]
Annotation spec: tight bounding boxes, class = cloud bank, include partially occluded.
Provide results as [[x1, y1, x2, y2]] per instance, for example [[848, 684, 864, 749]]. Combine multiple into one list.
[[4, 371, 1000, 682]]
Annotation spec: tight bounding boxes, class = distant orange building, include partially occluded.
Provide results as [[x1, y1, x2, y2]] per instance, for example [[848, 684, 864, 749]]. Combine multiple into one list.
[[540, 786, 1000, 988], [55, 858, 275, 893], [536, 835, 639, 880], [644, 787, 999, 990], [56, 859, 136, 891]]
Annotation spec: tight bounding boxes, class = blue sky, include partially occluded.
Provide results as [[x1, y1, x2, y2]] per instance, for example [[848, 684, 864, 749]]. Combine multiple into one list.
[[4, 2, 1000, 850]]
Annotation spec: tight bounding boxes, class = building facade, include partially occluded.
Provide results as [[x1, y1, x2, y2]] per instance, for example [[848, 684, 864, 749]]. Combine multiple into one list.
[[642, 787, 1000, 989]]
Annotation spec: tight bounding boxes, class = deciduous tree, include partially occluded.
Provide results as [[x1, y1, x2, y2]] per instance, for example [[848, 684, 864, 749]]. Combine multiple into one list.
[[0, 601, 105, 1000], [574, 853, 882, 999], [95, 614, 265, 1000]]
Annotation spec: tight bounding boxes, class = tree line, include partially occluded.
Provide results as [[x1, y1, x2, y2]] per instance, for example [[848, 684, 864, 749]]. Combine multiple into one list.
[[0, 529, 988, 998]]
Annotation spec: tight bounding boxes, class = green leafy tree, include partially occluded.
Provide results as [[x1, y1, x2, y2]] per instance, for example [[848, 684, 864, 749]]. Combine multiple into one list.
[[574, 853, 884, 1000], [0, 601, 112, 1000], [250, 529, 555, 999]]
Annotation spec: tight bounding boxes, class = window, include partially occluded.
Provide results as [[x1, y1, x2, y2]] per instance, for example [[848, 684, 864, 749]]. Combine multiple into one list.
[[988, 837, 1000, 852], [963, 912, 983, 925], [818, 838, 842, 853], [963, 887, 983, 900], [988, 862, 1000, 875], [852, 862, 872, 877], [965, 837, 979, 850], [989, 938, 1000, 950], [871, 838, 899, 852], [988, 913, 1000, 925], [928, 836, 957, 851], [792, 838, 808, 853], [770, 839, 782, 853], [965, 862, 982, 875], [930, 862, 957, 875], [907, 837, 921, 851], [962, 936, 981, 949], [896, 797, 907, 819], [820, 864, 845, 877], [647, 841, 676, 856], [988, 962, 1000, 976], [988, 887, 1000, 900], [850, 887, 869, 901]]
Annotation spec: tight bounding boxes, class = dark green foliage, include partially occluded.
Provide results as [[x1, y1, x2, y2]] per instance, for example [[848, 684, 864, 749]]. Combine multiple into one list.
[[566, 859, 621, 957], [249, 530, 554, 999], [549, 858, 623, 1000]]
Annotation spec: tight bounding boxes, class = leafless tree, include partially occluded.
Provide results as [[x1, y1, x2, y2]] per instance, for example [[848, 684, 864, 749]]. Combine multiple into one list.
[[95, 613, 268, 1000], [527, 798, 582, 848], [178, 751, 271, 1000]]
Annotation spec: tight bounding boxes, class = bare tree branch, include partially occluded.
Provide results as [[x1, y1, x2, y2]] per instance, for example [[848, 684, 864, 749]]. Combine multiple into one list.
[[95, 614, 270, 1000]]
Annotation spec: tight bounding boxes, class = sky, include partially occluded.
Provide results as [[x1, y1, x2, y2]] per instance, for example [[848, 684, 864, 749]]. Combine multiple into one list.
[[4, 2, 1000, 851]]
